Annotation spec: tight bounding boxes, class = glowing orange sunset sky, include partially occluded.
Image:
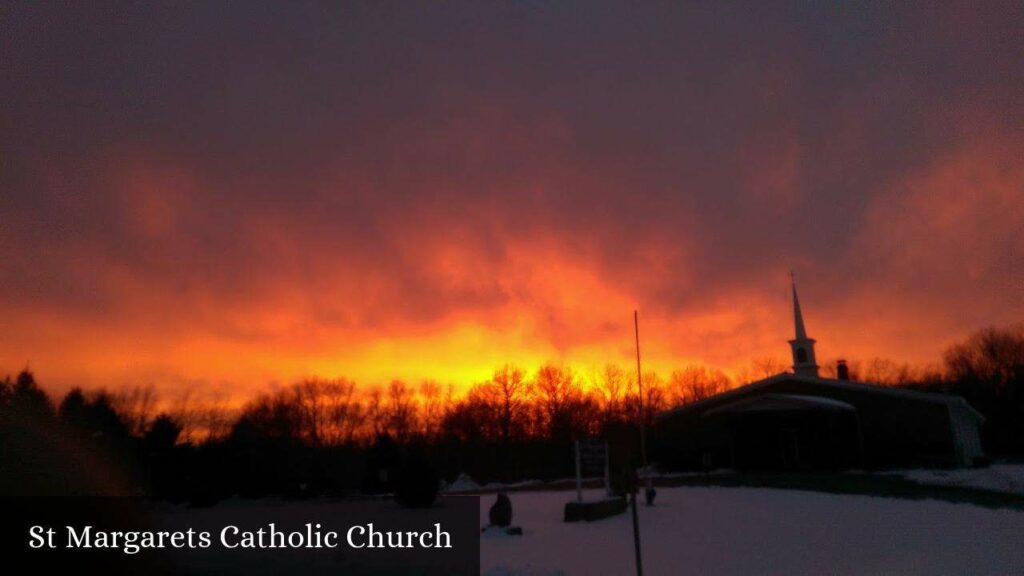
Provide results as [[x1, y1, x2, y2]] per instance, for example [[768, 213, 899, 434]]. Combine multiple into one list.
[[2, 3, 1022, 401]]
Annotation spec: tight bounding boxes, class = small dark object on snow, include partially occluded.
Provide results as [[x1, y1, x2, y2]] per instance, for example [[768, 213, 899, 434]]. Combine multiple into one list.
[[564, 497, 627, 522], [645, 485, 657, 506], [489, 492, 513, 527]]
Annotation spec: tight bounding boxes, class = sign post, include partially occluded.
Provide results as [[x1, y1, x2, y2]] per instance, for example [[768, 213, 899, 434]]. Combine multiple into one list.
[[604, 441, 611, 496], [564, 439, 624, 523], [575, 440, 610, 501], [574, 440, 583, 503]]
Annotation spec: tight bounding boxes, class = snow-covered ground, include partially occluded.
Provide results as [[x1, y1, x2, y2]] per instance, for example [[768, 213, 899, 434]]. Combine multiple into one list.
[[446, 473, 552, 493], [897, 464, 1024, 495], [480, 486, 1024, 576]]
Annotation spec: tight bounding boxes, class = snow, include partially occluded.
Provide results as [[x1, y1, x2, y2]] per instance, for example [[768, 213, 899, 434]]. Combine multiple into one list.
[[446, 472, 483, 493], [776, 394, 856, 410], [480, 486, 1024, 575], [898, 464, 1024, 495], [445, 475, 581, 494]]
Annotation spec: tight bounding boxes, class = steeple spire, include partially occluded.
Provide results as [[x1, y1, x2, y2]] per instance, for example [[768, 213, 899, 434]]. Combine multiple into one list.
[[788, 273, 819, 377], [792, 272, 808, 341]]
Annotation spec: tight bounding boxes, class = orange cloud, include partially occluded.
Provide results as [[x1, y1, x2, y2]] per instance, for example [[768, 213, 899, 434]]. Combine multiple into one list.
[[2, 2, 1022, 403]]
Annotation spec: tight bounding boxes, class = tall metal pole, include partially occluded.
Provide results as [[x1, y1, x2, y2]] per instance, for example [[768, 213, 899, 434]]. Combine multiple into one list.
[[634, 310, 647, 470], [631, 311, 646, 576], [630, 487, 644, 576]]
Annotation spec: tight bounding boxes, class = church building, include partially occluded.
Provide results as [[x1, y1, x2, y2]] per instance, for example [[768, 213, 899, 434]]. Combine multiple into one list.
[[654, 281, 985, 470]]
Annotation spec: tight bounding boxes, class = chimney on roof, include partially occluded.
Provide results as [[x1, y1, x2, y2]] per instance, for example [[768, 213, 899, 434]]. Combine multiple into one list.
[[836, 359, 850, 381]]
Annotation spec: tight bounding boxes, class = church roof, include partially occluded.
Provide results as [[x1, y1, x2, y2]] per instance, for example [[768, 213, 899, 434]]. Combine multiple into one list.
[[703, 393, 856, 416], [657, 371, 984, 422]]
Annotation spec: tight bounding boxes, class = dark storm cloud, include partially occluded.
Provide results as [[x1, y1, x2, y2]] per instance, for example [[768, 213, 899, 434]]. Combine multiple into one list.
[[1, 1, 1022, 388]]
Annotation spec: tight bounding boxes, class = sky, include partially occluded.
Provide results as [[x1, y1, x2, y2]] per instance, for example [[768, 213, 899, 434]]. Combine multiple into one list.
[[1, 2, 1022, 401]]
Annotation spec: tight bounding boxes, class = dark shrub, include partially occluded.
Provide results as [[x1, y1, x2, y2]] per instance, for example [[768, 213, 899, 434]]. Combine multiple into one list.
[[488, 492, 512, 527], [394, 458, 439, 508], [360, 435, 400, 494]]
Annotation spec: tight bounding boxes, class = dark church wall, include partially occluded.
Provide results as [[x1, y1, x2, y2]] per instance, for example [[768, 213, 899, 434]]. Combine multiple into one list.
[[763, 380, 956, 468], [653, 410, 729, 470], [653, 379, 961, 471]]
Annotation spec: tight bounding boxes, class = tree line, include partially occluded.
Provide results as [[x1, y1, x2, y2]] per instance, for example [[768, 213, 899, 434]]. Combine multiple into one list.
[[2, 323, 1022, 501]]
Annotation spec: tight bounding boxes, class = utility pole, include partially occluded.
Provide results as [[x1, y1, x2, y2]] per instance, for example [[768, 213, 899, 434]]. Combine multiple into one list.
[[631, 310, 647, 576], [630, 483, 644, 576], [634, 310, 647, 470]]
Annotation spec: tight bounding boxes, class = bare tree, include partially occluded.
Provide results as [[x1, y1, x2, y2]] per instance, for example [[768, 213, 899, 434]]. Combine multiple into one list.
[[364, 385, 386, 439], [418, 379, 445, 440], [736, 356, 787, 383], [668, 365, 731, 406], [532, 363, 578, 438], [625, 371, 667, 429], [594, 364, 628, 426], [324, 378, 363, 445], [443, 382, 501, 442], [112, 385, 157, 437], [532, 363, 599, 439], [171, 389, 199, 442], [643, 373, 667, 428], [385, 380, 416, 442], [172, 390, 233, 443], [944, 324, 1024, 394], [292, 379, 327, 445], [491, 364, 528, 444]]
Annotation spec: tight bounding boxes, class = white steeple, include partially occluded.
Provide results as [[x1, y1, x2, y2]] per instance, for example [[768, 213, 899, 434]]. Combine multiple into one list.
[[788, 273, 819, 377]]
